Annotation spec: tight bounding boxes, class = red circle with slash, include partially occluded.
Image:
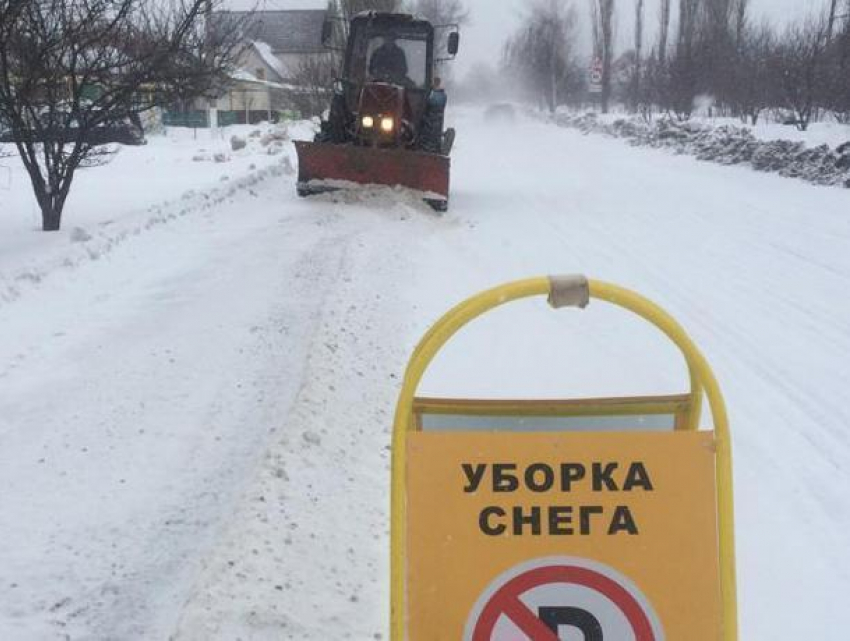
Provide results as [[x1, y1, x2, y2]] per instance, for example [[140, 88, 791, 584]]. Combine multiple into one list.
[[465, 557, 663, 641]]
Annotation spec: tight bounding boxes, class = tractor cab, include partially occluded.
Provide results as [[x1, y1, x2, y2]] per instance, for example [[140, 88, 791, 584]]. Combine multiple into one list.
[[342, 14, 436, 149], [297, 12, 460, 211], [348, 15, 433, 91]]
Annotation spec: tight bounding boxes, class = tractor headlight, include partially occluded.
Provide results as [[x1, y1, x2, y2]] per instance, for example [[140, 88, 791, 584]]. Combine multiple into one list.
[[362, 115, 374, 129], [380, 117, 395, 133]]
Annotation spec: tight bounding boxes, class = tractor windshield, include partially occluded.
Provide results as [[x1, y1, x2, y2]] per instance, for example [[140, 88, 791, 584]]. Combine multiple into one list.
[[350, 31, 429, 90]]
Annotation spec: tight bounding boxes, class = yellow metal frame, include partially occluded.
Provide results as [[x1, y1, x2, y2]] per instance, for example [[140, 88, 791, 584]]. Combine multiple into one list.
[[413, 395, 694, 431], [391, 277, 738, 641]]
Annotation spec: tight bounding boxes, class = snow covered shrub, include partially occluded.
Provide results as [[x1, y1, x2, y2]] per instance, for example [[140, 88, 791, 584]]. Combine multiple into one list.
[[551, 112, 850, 189]]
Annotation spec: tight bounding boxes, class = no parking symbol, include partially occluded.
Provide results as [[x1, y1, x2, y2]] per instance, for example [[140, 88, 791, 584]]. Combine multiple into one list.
[[464, 557, 664, 641]]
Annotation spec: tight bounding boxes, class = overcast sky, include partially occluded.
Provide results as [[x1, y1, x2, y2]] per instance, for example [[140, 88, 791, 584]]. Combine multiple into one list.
[[257, 0, 835, 75]]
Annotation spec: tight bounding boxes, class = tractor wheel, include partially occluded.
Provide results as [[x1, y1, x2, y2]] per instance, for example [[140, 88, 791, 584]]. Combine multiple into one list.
[[425, 198, 449, 213], [441, 128, 456, 156]]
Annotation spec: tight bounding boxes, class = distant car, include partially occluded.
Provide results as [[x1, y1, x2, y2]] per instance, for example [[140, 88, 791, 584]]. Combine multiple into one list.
[[0, 114, 146, 146], [87, 118, 147, 146], [484, 103, 518, 124]]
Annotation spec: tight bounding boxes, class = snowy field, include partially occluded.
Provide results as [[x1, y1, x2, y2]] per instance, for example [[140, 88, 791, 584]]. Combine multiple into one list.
[[1, 107, 849, 640]]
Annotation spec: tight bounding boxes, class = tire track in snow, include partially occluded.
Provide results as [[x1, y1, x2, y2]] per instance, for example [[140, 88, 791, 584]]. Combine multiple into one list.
[[172, 205, 439, 641]]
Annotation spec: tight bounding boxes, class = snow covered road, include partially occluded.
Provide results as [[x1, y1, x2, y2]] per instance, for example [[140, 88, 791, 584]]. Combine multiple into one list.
[[2, 109, 849, 639], [0, 168, 396, 639]]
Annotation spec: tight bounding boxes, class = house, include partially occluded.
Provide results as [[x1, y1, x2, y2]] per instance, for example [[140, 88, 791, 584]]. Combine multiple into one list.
[[166, 9, 330, 126], [227, 10, 330, 84], [211, 9, 331, 124]]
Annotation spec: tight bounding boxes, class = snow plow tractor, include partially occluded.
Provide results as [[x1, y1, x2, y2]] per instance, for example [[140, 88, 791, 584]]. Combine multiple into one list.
[[295, 12, 460, 212]]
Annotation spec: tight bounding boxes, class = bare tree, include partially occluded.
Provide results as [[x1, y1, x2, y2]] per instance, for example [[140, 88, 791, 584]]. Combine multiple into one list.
[[732, 0, 749, 46], [823, 1, 850, 121], [0, 0, 243, 231], [589, 0, 616, 113], [333, 0, 402, 22], [503, 0, 581, 113], [325, 0, 403, 46], [827, 0, 841, 42], [589, 0, 849, 127], [633, 0, 672, 119], [409, 0, 469, 79], [409, 0, 468, 25], [590, 0, 601, 61], [770, 17, 830, 131], [659, 0, 671, 63], [666, 0, 702, 118], [291, 53, 338, 117], [837, 8, 850, 121], [733, 20, 776, 124], [677, 0, 701, 59], [631, 0, 645, 111]]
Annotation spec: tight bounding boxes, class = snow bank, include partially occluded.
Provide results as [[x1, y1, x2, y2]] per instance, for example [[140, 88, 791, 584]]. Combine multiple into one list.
[[0, 120, 314, 308], [552, 112, 850, 189]]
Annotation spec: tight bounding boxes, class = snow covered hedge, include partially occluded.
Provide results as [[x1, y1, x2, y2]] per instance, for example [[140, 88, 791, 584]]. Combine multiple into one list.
[[552, 113, 850, 189]]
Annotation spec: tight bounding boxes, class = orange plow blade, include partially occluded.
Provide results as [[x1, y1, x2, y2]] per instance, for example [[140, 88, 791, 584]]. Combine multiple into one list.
[[295, 141, 451, 211]]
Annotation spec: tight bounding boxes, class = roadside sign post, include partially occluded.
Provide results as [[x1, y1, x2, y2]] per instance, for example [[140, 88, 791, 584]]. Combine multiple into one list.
[[589, 59, 604, 94], [391, 275, 738, 641]]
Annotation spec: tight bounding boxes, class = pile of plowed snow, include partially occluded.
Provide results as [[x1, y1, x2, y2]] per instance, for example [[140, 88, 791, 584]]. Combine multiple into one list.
[[554, 112, 850, 188], [0, 119, 316, 307]]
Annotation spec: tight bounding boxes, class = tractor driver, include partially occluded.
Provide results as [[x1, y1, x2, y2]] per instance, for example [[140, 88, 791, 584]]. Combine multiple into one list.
[[369, 34, 409, 84]]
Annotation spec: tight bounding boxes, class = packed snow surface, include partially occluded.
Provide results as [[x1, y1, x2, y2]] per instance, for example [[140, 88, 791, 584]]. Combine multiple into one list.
[[1, 108, 849, 640]]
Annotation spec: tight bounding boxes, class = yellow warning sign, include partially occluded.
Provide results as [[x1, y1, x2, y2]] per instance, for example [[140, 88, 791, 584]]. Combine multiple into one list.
[[389, 276, 738, 641], [405, 430, 723, 639]]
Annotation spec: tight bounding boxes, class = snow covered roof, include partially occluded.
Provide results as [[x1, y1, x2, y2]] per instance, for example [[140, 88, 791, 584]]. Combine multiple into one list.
[[213, 10, 328, 55], [229, 69, 313, 94], [229, 69, 289, 91], [251, 41, 288, 80]]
